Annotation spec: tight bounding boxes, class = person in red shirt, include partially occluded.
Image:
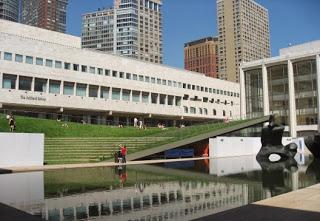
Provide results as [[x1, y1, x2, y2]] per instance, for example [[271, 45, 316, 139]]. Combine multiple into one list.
[[120, 145, 127, 163]]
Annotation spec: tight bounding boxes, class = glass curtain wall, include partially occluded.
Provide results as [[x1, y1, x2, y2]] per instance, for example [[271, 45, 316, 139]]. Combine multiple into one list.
[[267, 64, 289, 125], [293, 59, 317, 125], [245, 69, 263, 118]]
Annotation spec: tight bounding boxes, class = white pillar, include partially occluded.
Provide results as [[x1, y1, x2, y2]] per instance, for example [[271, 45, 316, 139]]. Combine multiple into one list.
[[240, 68, 246, 119], [46, 79, 50, 93], [262, 64, 270, 116], [86, 84, 89, 97], [288, 60, 297, 138], [97, 86, 101, 98], [30, 77, 35, 92], [0, 73, 2, 89], [316, 54, 320, 133], [129, 90, 133, 102], [59, 81, 63, 95], [291, 170, 299, 191], [16, 75, 19, 90], [73, 83, 76, 96]]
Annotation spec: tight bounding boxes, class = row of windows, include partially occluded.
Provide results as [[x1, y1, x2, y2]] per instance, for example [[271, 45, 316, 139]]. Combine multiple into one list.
[[184, 106, 231, 117], [2, 73, 232, 117], [2, 73, 183, 106], [1, 51, 240, 98]]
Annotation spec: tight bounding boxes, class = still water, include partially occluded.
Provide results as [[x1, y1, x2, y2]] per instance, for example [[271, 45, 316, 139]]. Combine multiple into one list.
[[0, 154, 319, 221]]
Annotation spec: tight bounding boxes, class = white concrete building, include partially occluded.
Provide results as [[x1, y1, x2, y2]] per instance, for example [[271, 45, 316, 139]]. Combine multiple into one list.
[[0, 20, 240, 126], [240, 40, 320, 137]]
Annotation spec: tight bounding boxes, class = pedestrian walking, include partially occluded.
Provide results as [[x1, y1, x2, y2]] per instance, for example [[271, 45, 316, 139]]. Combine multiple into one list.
[[134, 117, 138, 127]]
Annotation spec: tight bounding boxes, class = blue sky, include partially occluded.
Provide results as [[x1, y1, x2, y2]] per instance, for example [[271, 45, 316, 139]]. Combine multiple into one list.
[[67, 0, 320, 68]]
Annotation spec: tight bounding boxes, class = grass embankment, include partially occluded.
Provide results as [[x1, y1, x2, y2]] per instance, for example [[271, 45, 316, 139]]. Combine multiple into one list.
[[0, 114, 250, 164], [0, 114, 169, 137]]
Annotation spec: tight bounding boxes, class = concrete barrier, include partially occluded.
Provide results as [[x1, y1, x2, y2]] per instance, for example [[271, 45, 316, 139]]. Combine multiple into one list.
[[209, 137, 298, 158], [0, 133, 44, 167]]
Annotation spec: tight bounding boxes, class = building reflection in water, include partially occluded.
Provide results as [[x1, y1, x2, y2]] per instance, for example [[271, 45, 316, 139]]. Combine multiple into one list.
[[0, 155, 319, 221]]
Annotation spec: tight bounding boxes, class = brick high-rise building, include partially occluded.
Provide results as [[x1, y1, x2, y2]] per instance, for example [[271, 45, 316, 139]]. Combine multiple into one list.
[[21, 0, 68, 33], [82, 0, 163, 64], [0, 0, 19, 22], [184, 36, 219, 78], [217, 0, 270, 82]]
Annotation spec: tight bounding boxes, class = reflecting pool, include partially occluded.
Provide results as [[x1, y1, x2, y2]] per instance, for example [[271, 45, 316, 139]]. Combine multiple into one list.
[[0, 155, 319, 221]]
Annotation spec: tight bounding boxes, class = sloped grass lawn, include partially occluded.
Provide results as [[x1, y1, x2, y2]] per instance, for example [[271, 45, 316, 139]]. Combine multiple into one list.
[[0, 114, 170, 137]]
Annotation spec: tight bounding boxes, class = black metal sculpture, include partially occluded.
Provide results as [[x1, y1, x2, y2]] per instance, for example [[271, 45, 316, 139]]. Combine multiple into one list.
[[257, 115, 297, 161], [305, 134, 320, 158]]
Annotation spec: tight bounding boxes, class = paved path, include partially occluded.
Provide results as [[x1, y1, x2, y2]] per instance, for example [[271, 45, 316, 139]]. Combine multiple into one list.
[[194, 183, 320, 221], [2, 157, 210, 173]]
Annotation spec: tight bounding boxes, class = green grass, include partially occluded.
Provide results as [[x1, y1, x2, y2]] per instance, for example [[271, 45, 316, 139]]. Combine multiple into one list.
[[0, 113, 256, 164], [0, 114, 170, 137]]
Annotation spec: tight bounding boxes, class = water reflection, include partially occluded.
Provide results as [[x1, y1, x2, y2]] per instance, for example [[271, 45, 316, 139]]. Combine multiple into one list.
[[0, 155, 319, 221]]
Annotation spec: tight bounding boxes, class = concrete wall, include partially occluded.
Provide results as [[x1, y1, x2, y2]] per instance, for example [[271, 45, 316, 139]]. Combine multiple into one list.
[[209, 155, 261, 176], [0, 20, 81, 48], [209, 137, 296, 158], [0, 172, 44, 206], [0, 133, 44, 167]]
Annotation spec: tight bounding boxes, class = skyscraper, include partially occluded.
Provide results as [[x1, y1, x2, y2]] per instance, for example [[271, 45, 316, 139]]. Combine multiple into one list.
[[0, 0, 19, 22], [82, 0, 163, 64], [184, 37, 219, 78], [21, 0, 68, 33], [217, 0, 270, 82]]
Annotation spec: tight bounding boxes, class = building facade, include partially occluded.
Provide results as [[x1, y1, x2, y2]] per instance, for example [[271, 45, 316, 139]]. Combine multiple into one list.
[[21, 0, 68, 33], [184, 37, 219, 78], [217, 0, 271, 83], [0, 0, 19, 22], [240, 41, 320, 137], [82, 0, 163, 64], [0, 20, 240, 126]]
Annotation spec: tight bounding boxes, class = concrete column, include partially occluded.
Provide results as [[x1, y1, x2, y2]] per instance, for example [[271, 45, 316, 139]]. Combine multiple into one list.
[[86, 84, 89, 97], [46, 79, 50, 93], [140, 91, 142, 102], [120, 88, 123, 101], [239, 68, 246, 119], [291, 170, 299, 191], [73, 207, 76, 220], [262, 64, 270, 116], [59, 208, 63, 221], [97, 86, 101, 98], [149, 93, 152, 104], [316, 54, 320, 132], [114, 116, 119, 125], [31, 77, 35, 92], [16, 75, 19, 90], [87, 115, 91, 124], [101, 115, 107, 125], [0, 72, 2, 89], [129, 90, 132, 102], [59, 81, 63, 95], [73, 83, 76, 96], [109, 87, 112, 100], [157, 94, 160, 104], [288, 60, 297, 138]]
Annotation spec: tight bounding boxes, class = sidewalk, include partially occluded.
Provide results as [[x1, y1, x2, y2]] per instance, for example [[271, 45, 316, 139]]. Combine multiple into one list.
[[194, 183, 320, 221], [1, 157, 210, 173]]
